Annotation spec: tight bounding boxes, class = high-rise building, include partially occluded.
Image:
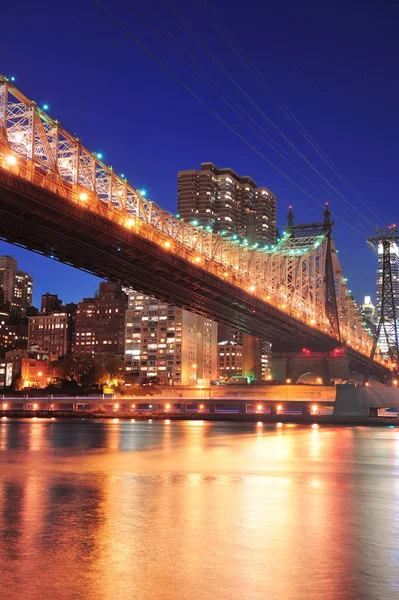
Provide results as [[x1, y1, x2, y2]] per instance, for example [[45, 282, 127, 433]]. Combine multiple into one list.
[[28, 311, 72, 357], [124, 291, 217, 384], [218, 341, 242, 379], [74, 298, 98, 354], [361, 296, 375, 322], [41, 292, 63, 314], [0, 255, 33, 318], [375, 242, 399, 354], [73, 283, 127, 357], [0, 308, 28, 352], [96, 282, 127, 358], [177, 162, 277, 244]]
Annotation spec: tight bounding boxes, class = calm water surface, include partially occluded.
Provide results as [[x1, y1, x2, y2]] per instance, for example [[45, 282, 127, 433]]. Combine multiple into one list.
[[1, 419, 399, 600]]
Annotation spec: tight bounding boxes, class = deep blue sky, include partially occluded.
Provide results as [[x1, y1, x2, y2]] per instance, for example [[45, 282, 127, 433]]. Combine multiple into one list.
[[1, 0, 397, 307]]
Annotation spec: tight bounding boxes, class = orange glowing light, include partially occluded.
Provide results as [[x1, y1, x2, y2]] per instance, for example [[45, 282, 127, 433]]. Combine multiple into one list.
[[6, 154, 17, 165], [317, 377, 322, 384], [199, 404, 204, 409], [286, 378, 291, 384], [249, 285, 256, 292], [33, 403, 38, 410], [131, 404, 136, 409], [277, 404, 282, 412], [114, 403, 119, 409], [312, 404, 318, 413], [164, 241, 171, 249], [2, 403, 7, 409], [79, 192, 88, 201], [310, 319, 316, 325], [257, 404, 262, 411], [257, 421, 263, 427], [195, 256, 201, 263], [127, 218, 135, 228], [37, 371, 43, 377], [165, 403, 171, 410]]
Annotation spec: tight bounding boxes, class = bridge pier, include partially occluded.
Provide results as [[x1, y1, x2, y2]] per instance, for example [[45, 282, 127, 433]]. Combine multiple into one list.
[[271, 350, 349, 384]]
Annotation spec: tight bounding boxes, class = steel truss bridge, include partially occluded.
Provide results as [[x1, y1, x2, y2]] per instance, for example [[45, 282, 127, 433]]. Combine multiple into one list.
[[0, 75, 390, 378]]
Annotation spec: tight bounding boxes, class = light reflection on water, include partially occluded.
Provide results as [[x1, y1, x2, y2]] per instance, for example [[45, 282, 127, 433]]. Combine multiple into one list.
[[1, 420, 399, 600]]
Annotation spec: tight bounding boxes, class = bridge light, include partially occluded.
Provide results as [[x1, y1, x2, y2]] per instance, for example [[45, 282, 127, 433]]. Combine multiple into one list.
[[312, 405, 318, 414], [175, 213, 180, 218], [33, 403, 38, 410], [257, 404, 262, 411], [2, 403, 7, 409], [286, 378, 291, 384], [277, 404, 282, 412], [317, 377, 322, 383], [117, 190, 123, 197], [6, 154, 17, 165], [131, 404, 136, 409], [114, 403, 119, 410], [257, 421, 263, 427], [42, 104, 49, 111], [95, 152, 103, 160], [126, 218, 135, 228], [191, 219, 199, 226], [165, 403, 170, 410], [79, 192, 88, 201], [249, 285, 255, 292], [223, 272, 228, 277], [10, 76, 16, 81], [281, 303, 286, 309], [394, 380, 398, 387], [164, 241, 171, 249], [310, 319, 316, 325], [139, 189, 147, 197], [195, 256, 201, 263]]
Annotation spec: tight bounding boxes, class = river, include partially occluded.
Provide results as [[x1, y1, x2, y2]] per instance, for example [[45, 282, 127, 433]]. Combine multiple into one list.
[[1, 419, 399, 599]]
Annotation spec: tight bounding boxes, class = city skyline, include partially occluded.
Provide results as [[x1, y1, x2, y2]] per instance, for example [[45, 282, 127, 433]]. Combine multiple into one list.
[[1, 0, 398, 307]]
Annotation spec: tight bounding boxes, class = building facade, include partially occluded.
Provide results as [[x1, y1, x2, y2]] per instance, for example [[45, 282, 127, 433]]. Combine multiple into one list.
[[41, 292, 63, 314], [0, 255, 33, 318], [177, 162, 277, 245], [74, 297, 98, 354], [28, 311, 71, 357], [73, 283, 127, 357], [124, 291, 217, 384], [218, 341, 242, 379]]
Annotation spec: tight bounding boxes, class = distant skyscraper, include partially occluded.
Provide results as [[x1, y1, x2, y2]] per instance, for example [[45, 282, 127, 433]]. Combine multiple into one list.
[[0, 255, 33, 318], [375, 242, 399, 354], [177, 162, 277, 245], [124, 291, 217, 384], [361, 296, 375, 325]]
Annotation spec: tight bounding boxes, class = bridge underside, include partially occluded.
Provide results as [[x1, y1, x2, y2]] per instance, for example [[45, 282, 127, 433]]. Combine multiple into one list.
[[0, 169, 389, 380]]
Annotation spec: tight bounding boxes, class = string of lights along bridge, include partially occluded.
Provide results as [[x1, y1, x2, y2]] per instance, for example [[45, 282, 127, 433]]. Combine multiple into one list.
[[0, 74, 391, 375]]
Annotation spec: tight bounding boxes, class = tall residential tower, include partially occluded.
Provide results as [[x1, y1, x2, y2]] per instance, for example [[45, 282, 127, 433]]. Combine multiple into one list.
[[177, 162, 277, 245]]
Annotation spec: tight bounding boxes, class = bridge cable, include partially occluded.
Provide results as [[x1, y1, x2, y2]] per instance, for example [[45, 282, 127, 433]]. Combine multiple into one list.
[[121, 0, 371, 232], [90, 0, 369, 237], [196, 0, 391, 227]]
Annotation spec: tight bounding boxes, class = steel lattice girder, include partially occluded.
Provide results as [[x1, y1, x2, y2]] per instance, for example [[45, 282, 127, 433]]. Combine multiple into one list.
[[0, 75, 382, 364]]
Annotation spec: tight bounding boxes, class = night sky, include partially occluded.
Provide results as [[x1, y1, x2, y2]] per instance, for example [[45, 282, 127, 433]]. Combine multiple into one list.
[[1, 0, 397, 307]]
